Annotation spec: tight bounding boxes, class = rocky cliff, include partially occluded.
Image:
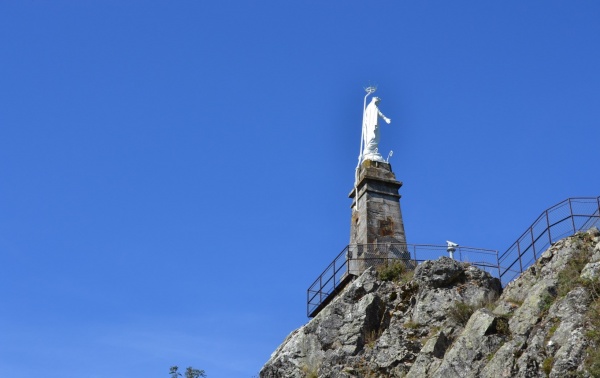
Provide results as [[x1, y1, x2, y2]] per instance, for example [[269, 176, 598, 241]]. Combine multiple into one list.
[[261, 228, 600, 377]]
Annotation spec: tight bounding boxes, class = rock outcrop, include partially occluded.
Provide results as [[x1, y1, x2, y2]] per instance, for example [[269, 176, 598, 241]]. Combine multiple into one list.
[[261, 228, 600, 377]]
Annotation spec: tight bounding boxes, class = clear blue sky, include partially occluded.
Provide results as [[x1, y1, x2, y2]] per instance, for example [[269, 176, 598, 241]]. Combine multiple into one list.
[[1, 1, 599, 377]]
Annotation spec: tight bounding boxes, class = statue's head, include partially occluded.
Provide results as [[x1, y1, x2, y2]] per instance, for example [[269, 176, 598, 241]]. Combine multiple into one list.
[[372, 96, 381, 103]]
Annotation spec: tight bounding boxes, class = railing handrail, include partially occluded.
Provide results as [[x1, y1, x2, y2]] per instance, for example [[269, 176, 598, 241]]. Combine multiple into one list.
[[349, 242, 496, 251], [498, 196, 600, 284], [499, 196, 600, 261], [307, 246, 348, 291]]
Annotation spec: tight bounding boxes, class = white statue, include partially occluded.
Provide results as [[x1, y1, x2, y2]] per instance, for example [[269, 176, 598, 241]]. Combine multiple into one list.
[[361, 96, 391, 162]]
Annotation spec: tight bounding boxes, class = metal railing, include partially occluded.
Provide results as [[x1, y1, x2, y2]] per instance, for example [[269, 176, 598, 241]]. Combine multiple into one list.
[[498, 196, 600, 285], [306, 245, 350, 318], [306, 196, 600, 317], [307, 243, 498, 317]]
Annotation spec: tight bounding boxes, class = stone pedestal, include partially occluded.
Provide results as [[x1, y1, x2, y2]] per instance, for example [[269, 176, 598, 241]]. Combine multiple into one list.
[[348, 160, 408, 275]]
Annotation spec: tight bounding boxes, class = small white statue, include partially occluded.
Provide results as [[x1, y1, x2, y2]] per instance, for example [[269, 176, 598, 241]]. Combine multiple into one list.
[[361, 96, 391, 162]]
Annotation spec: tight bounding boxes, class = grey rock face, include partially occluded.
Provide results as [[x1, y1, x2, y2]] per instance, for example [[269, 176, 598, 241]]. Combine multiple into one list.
[[432, 309, 508, 378], [261, 229, 600, 377], [413, 257, 465, 288]]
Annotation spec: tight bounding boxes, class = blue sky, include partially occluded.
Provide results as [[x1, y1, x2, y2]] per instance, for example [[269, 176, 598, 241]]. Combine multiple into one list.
[[1, 1, 599, 377]]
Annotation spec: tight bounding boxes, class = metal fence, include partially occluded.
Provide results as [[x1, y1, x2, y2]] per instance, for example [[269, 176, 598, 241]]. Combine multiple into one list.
[[306, 245, 350, 318], [306, 196, 600, 318], [498, 196, 600, 285], [307, 243, 499, 317]]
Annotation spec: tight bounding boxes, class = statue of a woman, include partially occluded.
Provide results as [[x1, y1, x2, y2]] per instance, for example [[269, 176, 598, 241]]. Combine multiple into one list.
[[361, 96, 391, 162]]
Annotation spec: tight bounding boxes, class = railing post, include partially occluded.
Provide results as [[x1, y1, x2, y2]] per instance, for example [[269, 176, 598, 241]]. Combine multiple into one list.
[[530, 226, 537, 260], [346, 246, 349, 276], [569, 198, 576, 233], [546, 210, 552, 246], [517, 239, 523, 274], [333, 259, 336, 287], [319, 275, 323, 303], [496, 250, 501, 279]]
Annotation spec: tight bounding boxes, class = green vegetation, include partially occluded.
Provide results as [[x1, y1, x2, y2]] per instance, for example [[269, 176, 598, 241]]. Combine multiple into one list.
[[547, 320, 559, 338], [494, 317, 510, 336], [376, 260, 407, 282], [542, 356, 554, 376], [585, 284, 600, 377], [551, 232, 600, 376], [557, 249, 590, 297], [446, 297, 507, 331], [169, 366, 206, 378], [364, 329, 380, 348], [376, 260, 415, 285], [354, 356, 378, 378], [401, 269, 415, 283], [507, 297, 524, 307], [447, 301, 478, 326], [403, 320, 419, 329], [538, 292, 556, 315], [301, 365, 319, 378]]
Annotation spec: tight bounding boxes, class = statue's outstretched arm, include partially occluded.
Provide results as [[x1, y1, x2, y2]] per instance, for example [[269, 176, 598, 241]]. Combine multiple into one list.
[[378, 108, 391, 124]]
